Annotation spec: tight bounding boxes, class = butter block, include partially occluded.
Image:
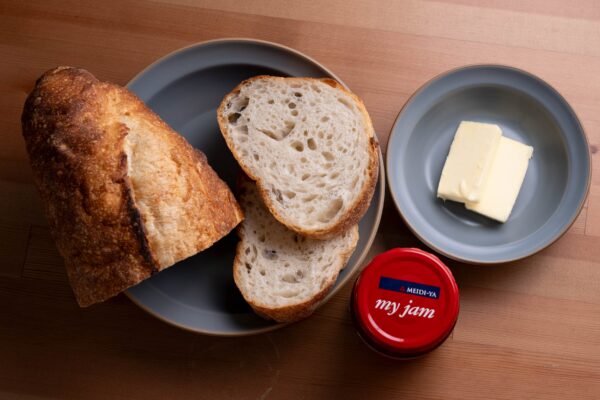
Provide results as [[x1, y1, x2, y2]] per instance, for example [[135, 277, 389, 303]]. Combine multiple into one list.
[[466, 136, 533, 222], [437, 121, 502, 203]]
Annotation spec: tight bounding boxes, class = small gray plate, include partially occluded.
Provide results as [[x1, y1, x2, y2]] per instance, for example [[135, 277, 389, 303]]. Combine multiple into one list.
[[125, 39, 385, 335], [386, 65, 590, 264]]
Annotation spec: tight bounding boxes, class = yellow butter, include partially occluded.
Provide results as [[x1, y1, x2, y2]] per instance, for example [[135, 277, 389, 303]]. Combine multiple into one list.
[[465, 136, 533, 222], [437, 121, 502, 202]]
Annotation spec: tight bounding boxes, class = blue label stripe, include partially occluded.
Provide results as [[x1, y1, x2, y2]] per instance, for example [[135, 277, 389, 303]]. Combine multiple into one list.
[[379, 277, 440, 299]]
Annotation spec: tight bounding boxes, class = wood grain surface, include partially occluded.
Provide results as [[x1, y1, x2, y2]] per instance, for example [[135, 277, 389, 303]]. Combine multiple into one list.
[[1, 0, 599, 399]]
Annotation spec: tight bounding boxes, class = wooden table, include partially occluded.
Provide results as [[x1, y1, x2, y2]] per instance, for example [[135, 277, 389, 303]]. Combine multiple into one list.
[[2, 1, 599, 398]]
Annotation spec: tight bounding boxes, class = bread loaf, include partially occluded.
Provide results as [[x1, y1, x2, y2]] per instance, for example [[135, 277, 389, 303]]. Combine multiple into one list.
[[218, 76, 378, 239], [233, 177, 358, 323], [22, 67, 243, 307]]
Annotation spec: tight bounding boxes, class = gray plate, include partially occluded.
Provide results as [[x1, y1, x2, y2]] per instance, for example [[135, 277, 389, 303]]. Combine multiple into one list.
[[125, 39, 385, 335], [386, 65, 590, 264]]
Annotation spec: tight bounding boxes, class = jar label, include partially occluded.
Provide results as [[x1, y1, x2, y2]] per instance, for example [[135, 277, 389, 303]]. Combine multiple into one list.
[[379, 277, 440, 299], [375, 278, 441, 319]]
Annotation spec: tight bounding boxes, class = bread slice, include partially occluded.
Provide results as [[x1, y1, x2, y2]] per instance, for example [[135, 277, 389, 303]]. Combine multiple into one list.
[[234, 177, 359, 323], [218, 76, 378, 239], [22, 67, 243, 307]]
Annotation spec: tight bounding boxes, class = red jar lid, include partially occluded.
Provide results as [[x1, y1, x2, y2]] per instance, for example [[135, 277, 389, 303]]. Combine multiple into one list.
[[352, 248, 459, 358]]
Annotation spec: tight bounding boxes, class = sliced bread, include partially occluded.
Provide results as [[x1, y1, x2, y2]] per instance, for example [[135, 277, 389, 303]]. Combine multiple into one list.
[[234, 178, 359, 323], [218, 76, 378, 239]]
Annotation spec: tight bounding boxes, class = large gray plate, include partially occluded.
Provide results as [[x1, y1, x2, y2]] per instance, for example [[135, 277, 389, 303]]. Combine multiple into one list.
[[125, 39, 385, 335], [387, 65, 590, 264]]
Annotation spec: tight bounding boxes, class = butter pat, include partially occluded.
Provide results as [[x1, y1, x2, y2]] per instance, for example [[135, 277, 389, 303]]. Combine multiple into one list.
[[466, 137, 533, 222], [437, 121, 502, 202]]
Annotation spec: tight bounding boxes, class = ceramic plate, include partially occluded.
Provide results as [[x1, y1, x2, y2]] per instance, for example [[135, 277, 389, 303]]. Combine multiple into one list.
[[125, 39, 385, 335], [386, 65, 590, 264]]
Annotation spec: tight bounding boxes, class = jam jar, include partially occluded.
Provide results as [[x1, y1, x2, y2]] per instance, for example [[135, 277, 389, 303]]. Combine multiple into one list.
[[352, 248, 460, 358]]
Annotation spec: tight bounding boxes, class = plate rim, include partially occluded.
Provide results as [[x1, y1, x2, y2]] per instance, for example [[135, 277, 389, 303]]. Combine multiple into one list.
[[385, 63, 591, 265], [124, 37, 386, 335]]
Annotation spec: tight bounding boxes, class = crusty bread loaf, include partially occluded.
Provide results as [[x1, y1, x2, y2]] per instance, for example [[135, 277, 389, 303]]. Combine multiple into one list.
[[218, 76, 378, 239], [234, 177, 358, 323], [22, 67, 243, 307]]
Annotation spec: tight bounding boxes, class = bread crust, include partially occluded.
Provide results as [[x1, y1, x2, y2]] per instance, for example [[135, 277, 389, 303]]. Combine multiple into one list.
[[217, 76, 379, 240], [22, 67, 243, 307]]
